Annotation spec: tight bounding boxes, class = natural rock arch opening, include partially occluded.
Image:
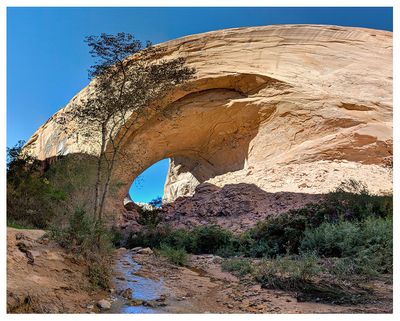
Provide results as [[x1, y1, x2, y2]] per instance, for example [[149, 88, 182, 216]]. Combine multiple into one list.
[[128, 158, 170, 204], [115, 84, 272, 213], [23, 25, 393, 224]]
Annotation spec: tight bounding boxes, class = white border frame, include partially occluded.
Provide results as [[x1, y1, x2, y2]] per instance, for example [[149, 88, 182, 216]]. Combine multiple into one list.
[[1, 1, 398, 320]]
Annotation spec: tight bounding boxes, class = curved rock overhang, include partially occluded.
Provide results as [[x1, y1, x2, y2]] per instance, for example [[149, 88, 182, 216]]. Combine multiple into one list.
[[24, 25, 393, 216]]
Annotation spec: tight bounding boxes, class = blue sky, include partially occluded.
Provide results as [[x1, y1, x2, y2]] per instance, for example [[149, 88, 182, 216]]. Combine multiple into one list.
[[7, 7, 393, 202]]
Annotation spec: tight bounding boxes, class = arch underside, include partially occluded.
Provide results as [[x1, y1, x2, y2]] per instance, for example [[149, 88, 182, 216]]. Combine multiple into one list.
[[23, 25, 393, 221]]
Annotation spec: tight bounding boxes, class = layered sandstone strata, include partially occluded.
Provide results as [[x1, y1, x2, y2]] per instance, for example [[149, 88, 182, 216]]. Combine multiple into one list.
[[24, 25, 393, 214]]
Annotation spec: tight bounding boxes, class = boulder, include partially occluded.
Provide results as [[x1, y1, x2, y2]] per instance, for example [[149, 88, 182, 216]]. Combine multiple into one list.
[[96, 299, 111, 310], [136, 248, 153, 255], [119, 288, 133, 299]]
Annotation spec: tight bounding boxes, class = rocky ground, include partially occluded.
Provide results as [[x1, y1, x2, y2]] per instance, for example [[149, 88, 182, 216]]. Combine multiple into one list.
[[104, 248, 392, 314]]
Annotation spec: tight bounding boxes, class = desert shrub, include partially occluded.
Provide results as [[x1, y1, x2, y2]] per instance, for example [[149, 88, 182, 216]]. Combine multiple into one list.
[[7, 142, 100, 229], [125, 179, 392, 289], [254, 254, 372, 304], [7, 176, 65, 229], [163, 228, 195, 251], [126, 224, 237, 256], [237, 180, 392, 259], [215, 239, 241, 258], [238, 210, 315, 258], [127, 227, 194, 252], [221, 258, 254, 277], [87, 256, 112, 289], [110, 226, 125, 247], [51, 208, 97, 251], [7, 219, 36, 230], [327, 257, 359, 277], [126, 225, 171, 249], [325, 179, 392, 222], [191, 225, 234, 254], [300, 216, 392, 277], [50, 208, 113, 289], [254, 254, 320, 291], [300, 217, 391, 255], [300, 220, 362, 257], [156, 244, 188, 266], [43, 154, 99, 217], [7, 141, 66, 228], [352, 217, 392, 275], [137, 207, 162, 228]]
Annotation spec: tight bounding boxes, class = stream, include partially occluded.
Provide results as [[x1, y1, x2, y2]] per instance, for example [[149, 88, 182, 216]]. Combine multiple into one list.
[[107, 250, 165, 313]]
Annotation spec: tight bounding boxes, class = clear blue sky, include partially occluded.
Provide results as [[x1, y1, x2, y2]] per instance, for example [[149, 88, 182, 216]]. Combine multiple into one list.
[[7, 7, 393, 202]]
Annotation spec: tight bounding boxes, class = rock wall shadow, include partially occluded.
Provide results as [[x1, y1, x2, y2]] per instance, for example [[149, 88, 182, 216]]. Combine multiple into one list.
[[161, 182, 325, 232]]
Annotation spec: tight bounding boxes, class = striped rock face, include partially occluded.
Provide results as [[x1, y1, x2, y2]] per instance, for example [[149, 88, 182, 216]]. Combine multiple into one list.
[[24, 25, 392, 217]]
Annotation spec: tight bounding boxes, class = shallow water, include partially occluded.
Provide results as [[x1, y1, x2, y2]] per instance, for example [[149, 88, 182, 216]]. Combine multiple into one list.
[[108, 251, 164, 314]]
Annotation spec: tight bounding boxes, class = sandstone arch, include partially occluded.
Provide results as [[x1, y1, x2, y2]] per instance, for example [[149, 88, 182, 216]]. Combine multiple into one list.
[[24, 25, 393, 220]]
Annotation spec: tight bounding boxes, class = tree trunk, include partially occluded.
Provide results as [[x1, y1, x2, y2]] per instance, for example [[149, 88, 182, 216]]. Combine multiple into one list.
[[94, 124, 107, 220], [97, 146, 118, 222]]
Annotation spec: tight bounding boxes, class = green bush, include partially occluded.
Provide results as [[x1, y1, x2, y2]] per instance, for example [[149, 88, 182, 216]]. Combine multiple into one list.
[[7, 142, 99, 229], [126, 225, 170, 249], [300, 220, 362, 257], [300, 216, 392, 277], [239, 212, 309, 258], [7, 220, 36, 230], [163, 228, 195, 251], [236, 180, 392, 259], [6, 141, 65, 228], [254, 254, 372, 304], [327, 257, 359, 277], [50, 208, 113, 289], [43, 154, 99, 218], [254, 254, 320, 291], [88, 257, 113, 289], [191, 225, 234, 254], [156, 245, 188, 266], [127, 224, 236, 256], [127, 189, 392, 268], [353, 217, 392, 275], [221, 258, 254, 277], [110, 226, 124, 247], [236, 202, 337, 258], [137, 207, 162, 228], [326, 179, 392, 222]]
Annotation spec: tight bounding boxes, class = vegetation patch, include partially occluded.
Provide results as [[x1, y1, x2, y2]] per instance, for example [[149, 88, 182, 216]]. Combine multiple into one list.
[[155, 245, 188, 266], [221, 258, 254, 277], [136, 207, 162, 228], [127, 179, 392, 304], [254, 254, 373, 304], [50, 208, 113, 289]]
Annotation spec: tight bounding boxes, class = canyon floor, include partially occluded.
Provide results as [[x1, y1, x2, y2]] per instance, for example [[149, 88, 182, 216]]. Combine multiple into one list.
[[111, 249, 392, 314], [7, 228, 392, 314]]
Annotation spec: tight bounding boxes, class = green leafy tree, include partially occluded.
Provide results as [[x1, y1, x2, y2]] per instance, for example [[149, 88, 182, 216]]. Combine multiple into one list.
[[61, 33, 195, 221]]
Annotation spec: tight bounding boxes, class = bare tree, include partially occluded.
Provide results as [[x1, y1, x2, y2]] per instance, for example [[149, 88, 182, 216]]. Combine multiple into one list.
[[62, 33, 195, 221]]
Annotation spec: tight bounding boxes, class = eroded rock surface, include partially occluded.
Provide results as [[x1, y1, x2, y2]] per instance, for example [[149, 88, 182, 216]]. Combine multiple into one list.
[[161, 183, 324, 232], [7, 228, 106, 313], [24, 25, 393, 216]]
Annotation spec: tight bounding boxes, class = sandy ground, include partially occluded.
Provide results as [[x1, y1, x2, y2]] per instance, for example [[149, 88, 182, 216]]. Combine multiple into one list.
[[6, 228, 107, 313], [129, 251, 392, 314], [7, 228, 392, 314]]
